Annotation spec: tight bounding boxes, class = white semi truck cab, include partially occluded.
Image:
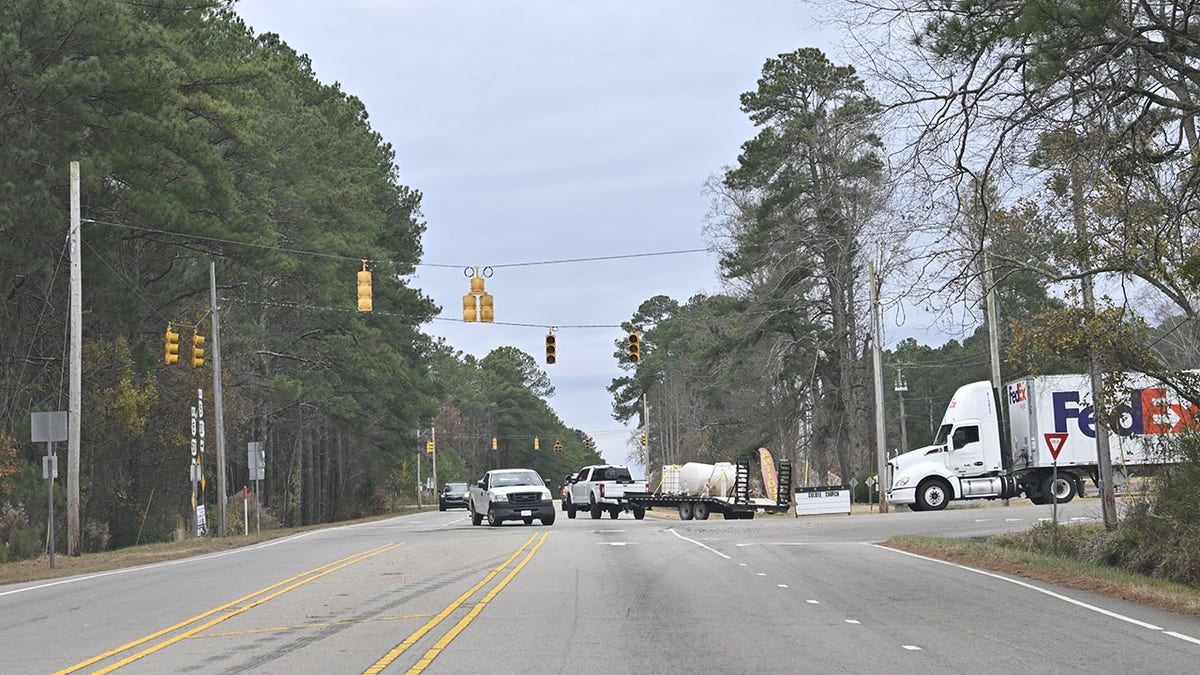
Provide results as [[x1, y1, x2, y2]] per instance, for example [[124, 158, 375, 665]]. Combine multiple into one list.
[[887, 374, 1198, 511]]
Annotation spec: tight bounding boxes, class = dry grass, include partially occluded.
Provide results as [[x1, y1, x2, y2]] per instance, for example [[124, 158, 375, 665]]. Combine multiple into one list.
[[885, 535, 1200, 619]]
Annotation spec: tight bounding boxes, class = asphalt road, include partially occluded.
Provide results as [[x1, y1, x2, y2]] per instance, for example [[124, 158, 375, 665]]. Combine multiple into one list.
[[2, 500, 1198, 674]]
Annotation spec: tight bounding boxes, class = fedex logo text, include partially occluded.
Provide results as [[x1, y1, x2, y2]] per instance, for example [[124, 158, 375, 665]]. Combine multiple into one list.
[[1053, 388, 1199, 438], [1008, 382, 1027, 404]]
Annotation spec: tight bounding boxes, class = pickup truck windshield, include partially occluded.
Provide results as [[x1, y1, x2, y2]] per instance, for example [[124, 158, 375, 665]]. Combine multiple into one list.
[[490, 471, 542, 487], [592, 467, 632, 482]]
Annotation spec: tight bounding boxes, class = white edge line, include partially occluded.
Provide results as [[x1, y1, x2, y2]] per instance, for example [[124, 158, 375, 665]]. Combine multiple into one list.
[[0, 530, 321, 598], [870, 544, 1164, 631], [1165, 631, 1200, 645], [668, 528, 731, 559]]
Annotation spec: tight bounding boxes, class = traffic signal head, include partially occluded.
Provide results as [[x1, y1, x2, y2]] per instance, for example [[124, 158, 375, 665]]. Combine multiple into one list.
[[641, 433, 647, 447], [545, 334, 557, 365], [627, 333, 640, 363], [357, 264, 372, 312], [463, 293, 477, 322], [426, 440, 434, 454], [191, 334, 206, 368], [480, 292, 494, 322], [164, 326, 180, 365], [492, 436, 498, 451], [534, 436, 540, 451]]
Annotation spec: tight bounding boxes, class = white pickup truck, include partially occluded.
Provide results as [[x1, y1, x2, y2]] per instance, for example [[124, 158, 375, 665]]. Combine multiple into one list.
[[563, 464, 648, 520], [468, 468, 556, 527]]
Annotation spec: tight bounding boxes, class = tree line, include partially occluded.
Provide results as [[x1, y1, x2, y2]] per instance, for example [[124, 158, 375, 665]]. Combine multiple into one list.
[[0, 0, 598, 561], [611, 11, 1200, 490]]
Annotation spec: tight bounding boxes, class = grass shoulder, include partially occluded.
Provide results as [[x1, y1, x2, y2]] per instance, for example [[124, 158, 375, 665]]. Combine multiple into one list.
[[884, 533, 1200, 619]]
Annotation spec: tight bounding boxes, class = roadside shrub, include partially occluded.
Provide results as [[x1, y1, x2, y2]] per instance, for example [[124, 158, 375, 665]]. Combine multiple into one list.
[[1078, 432, 1200, 586], [1, 503, 44, 560]]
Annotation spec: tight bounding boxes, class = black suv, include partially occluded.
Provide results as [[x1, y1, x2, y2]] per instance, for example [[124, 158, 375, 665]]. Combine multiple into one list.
[[439, 482, 469, 511]]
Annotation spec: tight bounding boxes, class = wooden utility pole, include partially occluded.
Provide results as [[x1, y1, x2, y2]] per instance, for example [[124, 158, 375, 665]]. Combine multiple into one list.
[[869, 261, 889, 513], [984, 250, 1010, 505], [68, 161, 82, 555], [1072, 160, 1118, 528], [210, 262, 228, 536]]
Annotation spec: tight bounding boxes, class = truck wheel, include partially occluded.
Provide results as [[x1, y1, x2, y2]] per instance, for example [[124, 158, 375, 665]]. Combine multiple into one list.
[[915, 478, 950, 511], [694, 503, 710, 520], [541, 511, 556, 526], [632, 505, 646, 520], [566, 501, 577, 519], [1041, 473, 1077, 503], [470, 502, 482, 526], [487, 505, 501, 526], [678, 502, 694, 521], [590, 497, 602, 520]]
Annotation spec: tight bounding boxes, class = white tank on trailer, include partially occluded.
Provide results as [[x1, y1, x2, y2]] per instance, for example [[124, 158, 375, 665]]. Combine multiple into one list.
[[678, 462, 736, 496]]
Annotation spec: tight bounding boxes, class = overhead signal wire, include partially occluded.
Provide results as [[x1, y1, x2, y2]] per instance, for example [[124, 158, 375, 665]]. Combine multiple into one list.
[[83, 218, 710, 269]]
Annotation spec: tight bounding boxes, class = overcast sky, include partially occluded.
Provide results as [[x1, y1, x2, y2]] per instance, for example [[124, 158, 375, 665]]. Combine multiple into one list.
[[234, 0, 854, 468]]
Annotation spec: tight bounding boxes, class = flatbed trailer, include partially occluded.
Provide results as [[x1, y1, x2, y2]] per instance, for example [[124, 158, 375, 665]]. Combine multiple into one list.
[[625, 459, 792, 520]]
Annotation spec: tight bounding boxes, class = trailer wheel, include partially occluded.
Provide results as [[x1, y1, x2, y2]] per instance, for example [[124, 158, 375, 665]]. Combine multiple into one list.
[[632, 505, 646, 520], [915, 478, 950, 511], [1041, 473, 1077, 504], [694, 503, 710, 520], [590, 496, 602, 520], [678, 502, 694, 521]]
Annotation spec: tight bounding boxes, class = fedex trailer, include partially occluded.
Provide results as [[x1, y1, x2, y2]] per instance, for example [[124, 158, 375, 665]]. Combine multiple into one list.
[[886, 374, 1199, 511]]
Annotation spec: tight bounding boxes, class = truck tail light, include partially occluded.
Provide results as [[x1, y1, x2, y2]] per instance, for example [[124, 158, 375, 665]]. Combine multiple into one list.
[[599, 483, 605, 497]]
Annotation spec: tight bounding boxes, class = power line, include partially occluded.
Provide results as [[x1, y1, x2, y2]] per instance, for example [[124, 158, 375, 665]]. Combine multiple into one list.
[[84, 218, 710, 269], [225, 296, 627, 328]]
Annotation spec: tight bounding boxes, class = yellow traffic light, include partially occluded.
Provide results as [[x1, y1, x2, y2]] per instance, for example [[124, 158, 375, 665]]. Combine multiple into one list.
[[491, 436, 498, 451], [464, 267, 495, 322], [641, 433, 647, 446], [627, 333, 640, 363], [164, 326, 180, 365], [545, 334, 557, 365], [191, 334, 206, 368], [426, 441, 434, 454], [480, 292, 494, 322], [357, 262, 372, 312], [534, 436, 540, 451]]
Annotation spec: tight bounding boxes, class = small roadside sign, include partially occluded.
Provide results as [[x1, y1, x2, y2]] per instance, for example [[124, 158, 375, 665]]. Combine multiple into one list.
[[1044, 432, 1068, 461]]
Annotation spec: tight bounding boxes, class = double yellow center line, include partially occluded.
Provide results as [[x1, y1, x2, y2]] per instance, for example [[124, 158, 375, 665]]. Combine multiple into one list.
[[57, 543, 402, 674], [58, 532, 548, 674], [366, 531, 549, 674]]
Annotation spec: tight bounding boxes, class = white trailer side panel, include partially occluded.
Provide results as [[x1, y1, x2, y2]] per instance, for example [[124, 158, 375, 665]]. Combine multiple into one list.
[[1007, 373, 1195, 471]]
